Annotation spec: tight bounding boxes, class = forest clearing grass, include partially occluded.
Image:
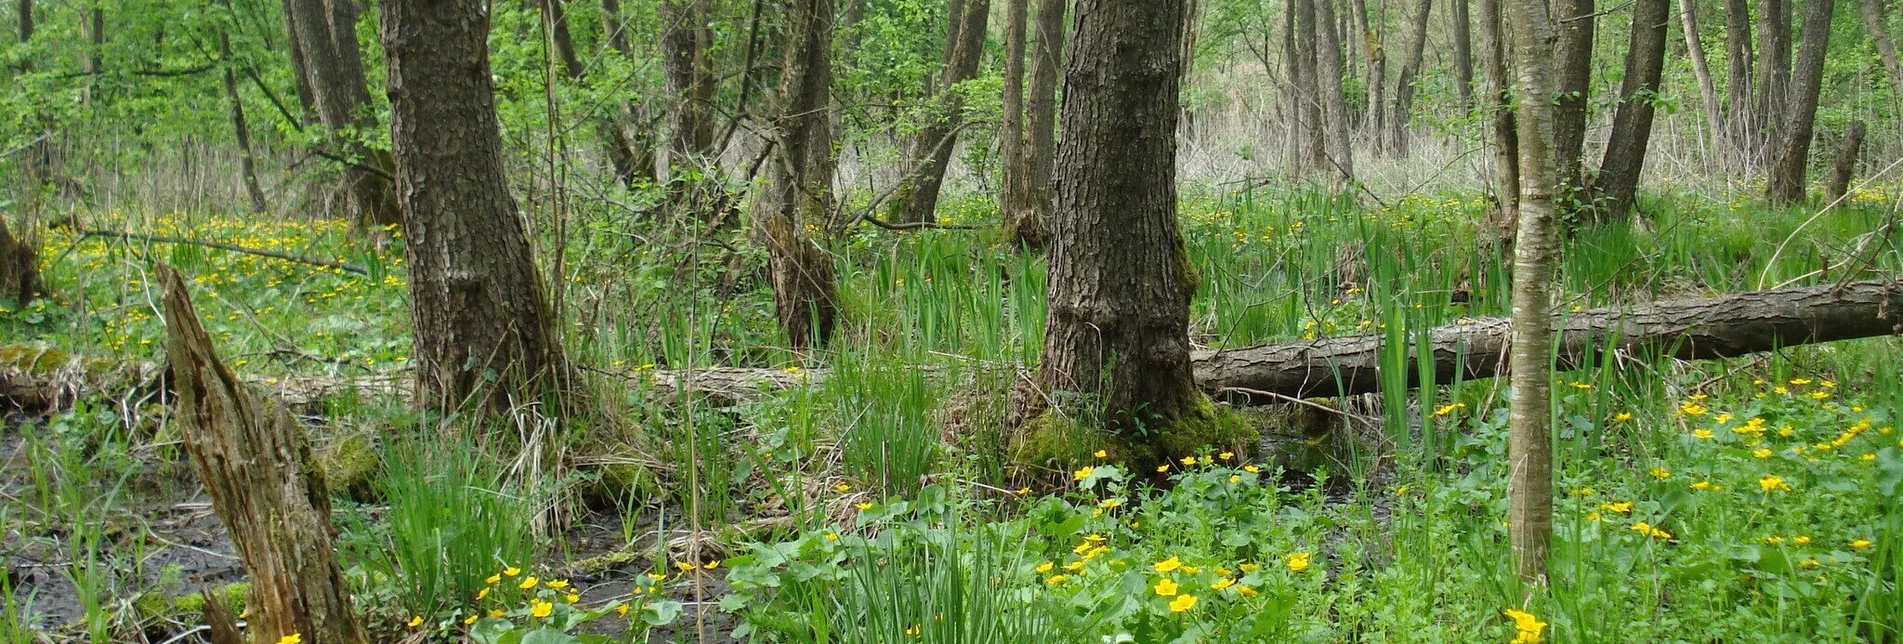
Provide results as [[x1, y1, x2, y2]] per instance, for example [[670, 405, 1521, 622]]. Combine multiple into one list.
[[3, 182, 1903, 641]]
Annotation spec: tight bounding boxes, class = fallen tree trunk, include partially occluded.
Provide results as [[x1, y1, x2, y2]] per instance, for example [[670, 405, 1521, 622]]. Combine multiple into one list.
[[1196, 279, 1903, 402]]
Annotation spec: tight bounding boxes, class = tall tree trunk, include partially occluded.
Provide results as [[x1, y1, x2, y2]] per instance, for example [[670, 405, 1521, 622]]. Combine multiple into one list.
[[0, 218, 41, 307], [280, 0, 318, 116], [1504, 0, 1561, 584], [598, 0, 657, 185], [382, 0, 575, 413], [1858, 0, 1903, 97], [662, 0, 717, 161], [1587, 0, 1669, 220], [1478, 0, 1519, 238], [1752, 0, 1792, 167], [80, 2, 101, 104], [1388, 0, 1434, 157], [1313, 0, 1356, 184], [285, 0, 399, 228], [1551, 0, 1594, 208], [1723, 0, 1753, 169], [156, 265, 369, 644], [1826, 120, 1866, 203], [1008, 0, 1066, 248], [757, 0, 838, 350], [1451, 0, 1476, 111], [1679, 0, 1725, 170], [216, 0, 269, 213], [1026, 0, 1248, 466], [1766, 0, 1834, 205], [1001, 0, 1032, 238], [1293, 0, 1325, 172], [892, 0, 992, 224], [1355, 0, 1388, 154], [547, 0, 649, 188]]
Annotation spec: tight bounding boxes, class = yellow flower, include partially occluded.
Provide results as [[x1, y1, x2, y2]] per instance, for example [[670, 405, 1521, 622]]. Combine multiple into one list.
[[504, 566, 522, 577], [1063, 560, 1086, 571], [1210, 578, 1236, 590], [1764, 535, 1785, 544], [1649, 466, 1672, 480], [905, 624, 922, 637], [476, 587, 490, 600], [1613, 412, 1633, 422], [675, 562, 695, 572], [1154, 578, 1180, 596], [1503, 608, 1547, 643], [1098, 498, 1123, 509], [1679, 402, 1708, 417], [1852, 539, 1872, 549], [834, 483, 852, 492], [1790, 378, 1812, 385], [485, 573, 502, 585], [1168, 594, 1199, 613], [464, 614, 479, 625], [825, 532, 840, 541], [1180, 456, 1197, 466], [1228, 475, 1241, 483], [1219, 451, 1235, 460], [856, 502, 875, 511], [1094, 449, 1108, 459], [530, 600, 553, 618], [1793, 535, 1812, 545], [489, 609, 505, 617], [1600, 501, 1633, 514], [1073, 466, 1094, 481], [1036, 561, 1055, 574], [1016, 487, 1031, 495], [1156, 464, 1171, 473], [1238, 562, 1260, 573], [1691, 480, 1712, 491], [1243, 465, 1261, 473], [565, 593, 580, 603], [1754, 448, 1773, 459], [704, 561, 719, 569], [616, 604, 631, 617], [407, 616, 423, 628], [1693, 429, 1714, 440], [1285, 552, 1311, 572], [1630, 521, 1672, 539], [275, 635, 303, 644], [1759, 474, 1791, 492], [547, 579, 570, 589], [1235, 585, 1259, 597], [1045, 574, 1068, 585], [1153, 556, 1183, 573], [1586, 511, 1602, 522]]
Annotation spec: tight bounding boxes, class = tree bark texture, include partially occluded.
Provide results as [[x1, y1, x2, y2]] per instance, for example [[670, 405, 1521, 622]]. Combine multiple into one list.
[[1723, 0, 1753, 169], [1478, 0, 1519, 237], [1753, 0, 1792, 165], [1357, 0, 1388, 153], [1766, 0, 1834, 205], [1293, 0, 1325, 172], [284, 0, 399, 228], [757, 0, 839, 350], [0, 218, 42, 308], [1388, 0, 1434, 157], [1001, 0, 1031, 238], [217, 0, 270, 213], [1587, 0, 1669, 221], [1504, 0, 1562, 584], [1041, 0, 1207, 446], [1550, 0, 1594, 207], [1451, 0, 1476, 110], [1007, 0, 1067, 248], [1679, 0, 1726, 169], [156, 265, 368, 644], [892, 0, 992, 224], [1861, 0, 1903, 96], [382, 0, 575, 413], [1826, 120, 1866, 203], [662, 0, 717, 160], [1313, 0, 1356, 184]]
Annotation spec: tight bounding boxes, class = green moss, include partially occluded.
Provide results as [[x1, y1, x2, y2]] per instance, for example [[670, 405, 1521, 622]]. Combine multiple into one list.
[[136, 582, 248, 620], [319, 431, 379, 499], [1013, 394, 1255, 474]]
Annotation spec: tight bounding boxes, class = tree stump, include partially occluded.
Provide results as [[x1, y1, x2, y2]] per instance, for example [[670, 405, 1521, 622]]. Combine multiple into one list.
[[156, 264, 368, 644], [1826, 120, 1866, 203]]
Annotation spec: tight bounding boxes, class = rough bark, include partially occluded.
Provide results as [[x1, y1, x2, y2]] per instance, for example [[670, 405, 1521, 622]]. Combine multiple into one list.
[[1766, 0, 1834, 205], [0, 218, 42, 308], [1723, 0, 1753, 169], [757, 0, 838, 350], [1586, 0, 1669, 221], [382, 0, 575, 413], [1293, 0, 1325, 171], [1313, 0, 1356, 184], [1008, 0, 1066, 248], [1826, 120, 1866, 203], [891, 0, 992, 225], [284, 0, 399, 228], [1861, 0, 1903, 95], [1504, 0, 1561, 584], [280, 0, 318, 116], [156, 265, 368, 644], [1478, 0, 1519, 238], [1001, 0, 1031, 237], [662, 0, 717, 160], [1753, 0, 1792, 165], [1357, 0, 1388, 154], [1388, 0, 1434, 157], [1032, 0, 1242, 463], [217, 0, 269, 213], [1550, 0, 1594, 208], [1679, 0, 1726, 168], [1451, 0, 1476, 110]]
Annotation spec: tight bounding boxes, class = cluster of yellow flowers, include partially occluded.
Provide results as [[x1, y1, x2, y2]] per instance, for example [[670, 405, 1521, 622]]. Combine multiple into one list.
[[1502, 608, 1547, 643]]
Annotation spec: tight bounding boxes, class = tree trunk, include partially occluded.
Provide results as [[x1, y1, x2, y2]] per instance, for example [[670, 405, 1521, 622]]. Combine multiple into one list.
[[1388, 0, 1434, 157], [280, 0, 318, 116], [598, 0, 657, 185], [1001, 0, 1032, 239], [892, 0, 992, 224], [0, 219, 42, 308], [1550, 0, 1594, 208], [1356, 0, 1388, 154], [80, 2, 101, 104], [1313, 0, 1356, 184], [1679, 0, 1725, 170], [757, 0, 838, 350], [1293, 0, 1325, 172], [1723, 0, 1753, 170], [1451, 0, 1476, 111], [382, 0, 575, 413], [1504, 0, 1562, 584], [1826, 120, 1866, 203], [546, 0, 650, 188], [662, 0, 717, 160], [1478, 0, 1519, 238], [1857, 0, 1903, 100], [284, 0, 399, 229], [217, 0, 269, 214], [1586, 0, 1669, 221], [1766, 0, 1834, 205], [1752, 0, 1792, 166], [1029, 0, 1248, 465], [1197, 279, 1903, 400], [155, 264, 369, 644], [1007, 0, 1066, 248]]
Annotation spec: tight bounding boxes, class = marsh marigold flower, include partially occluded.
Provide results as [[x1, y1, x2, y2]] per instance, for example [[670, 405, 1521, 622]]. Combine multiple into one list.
[[1503, 608, 1546, 643], [1153, 556, 1183, 573], [1154, 577, 1180, 596], [1168, 594, 1199, 612], [276, 635, 302, 644], [1759, 474, 1792, 492], [1286, 552, 1312, 572], [1073, 466, 1094, 481], [530, 600, 553, 618]]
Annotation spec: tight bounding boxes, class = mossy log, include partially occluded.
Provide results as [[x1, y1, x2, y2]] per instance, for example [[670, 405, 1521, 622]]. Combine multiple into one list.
[[156, 264, 368, 644]]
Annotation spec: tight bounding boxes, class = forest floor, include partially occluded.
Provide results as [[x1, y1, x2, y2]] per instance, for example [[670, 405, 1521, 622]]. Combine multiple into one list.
[[5, 183, 1903, 642]]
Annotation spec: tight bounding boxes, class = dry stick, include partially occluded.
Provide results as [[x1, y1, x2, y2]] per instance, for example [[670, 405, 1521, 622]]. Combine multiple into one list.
[[71, 228, 370, 275]]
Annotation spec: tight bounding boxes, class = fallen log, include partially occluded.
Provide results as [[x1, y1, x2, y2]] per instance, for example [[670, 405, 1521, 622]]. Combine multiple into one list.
[[1196, 278, 1903, 402]]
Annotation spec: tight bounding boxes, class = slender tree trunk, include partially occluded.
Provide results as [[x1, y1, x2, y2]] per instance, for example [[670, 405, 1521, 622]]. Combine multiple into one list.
[[1504, 0, 1561, 584], [662, 0, 717, 160], [1282, 0, 1305, 171], [285, 0, 399, 228], [1587, 0, 1669, 220], [757, 0, 838, 350], [216, 0, 269, 213], [1029, 0, 1246, 466], [1294, 0, 1325, 172], [1766, 0, 1834, 205], [382, 0, 575, 413], [1357, 0, 1388, 154], [1826, 120, 1866, 203], [598, 0, 657, 184], [156, 265, 368, 644], [1001, 0, 1032, 239], [1752, 0, 1792, 166], [1858, 0, 1903, 97], [1388, 0, 1433, 157], [1313, 0, 1356, 184], [1451, 0, 1476, 111], [892, 0, 992, 224], [80, 2, 101, 105], [1478, 0, 1518, 238], [0, 218, 41, 307], [1551, 0, 1594, 207], [280, 0, 318, 116], [547, 0, 649, 188], [1679, 0, 1725, 170], [1723, 0, 1753, 169], [1009, 0, 1066, 248]]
